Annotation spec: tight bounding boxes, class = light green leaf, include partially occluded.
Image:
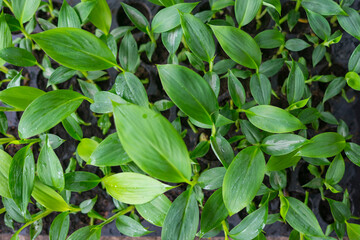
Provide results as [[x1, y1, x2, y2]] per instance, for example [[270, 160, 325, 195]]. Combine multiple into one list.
[[157, 64, 218, 126], [116, 215, 152, 237], [297, 132, 346, 158], [87, 0, 111, 34], [67, 226, 101, 240], [161, 190, 199, 240], [152, 3, 198, 33], [90, 91, 127, 114], [31, 28, 117, 71], [211, 25, 261, 69], [223, 146, 266, 215], [77, 138, 99, 163], [49, 212, 70, 240], [32, 179, 71, 212], [234, 0, 262, 27], [180, 12, 215, 62], [135, 194, 171, 227], [0, 86, 45, 111], [113, 103, 192, 183], [12, 0, 41, 23], [345, 71, 360, 90], [103, 172, 174, 205], [347, 223, 360, 240], [246, 105, 306, 133], [18, 90, 87, 139]]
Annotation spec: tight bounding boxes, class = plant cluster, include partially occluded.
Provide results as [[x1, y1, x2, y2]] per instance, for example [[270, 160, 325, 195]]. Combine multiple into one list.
[[0, 0, 360, 239]]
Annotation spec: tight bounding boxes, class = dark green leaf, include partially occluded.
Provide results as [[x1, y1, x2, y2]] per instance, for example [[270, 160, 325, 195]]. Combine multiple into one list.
[[210, 134, 234, 168], [312, 44, 326, 67], [327, 198, 351, 223], [115, 72, 148, 107], [262, 134, 307, 156], [323, 77, 346, 103], [234, 0, 262, 27], [162, 26, 182, 54], [67, 226, 101, 240], [0, 47, 37, 66], [64, 171, 101, 192], [62, 114, 83, 141], [250, 73, 272, 105], [87, 0, 112, 34], [267, 151, 301, 171], [301, 0, 345, 16], [119, 31, 139, 73], [228, 70, 246, 108], [344, 142, 360, 167], [121, 2, 149, 33], [49, 212, 70, 240], [338, 7, 360, 41], [287, 61, 305, 104], [306, 9, 331, 41], [285, 39, 311, 52], [198, 167, 226, 190], [58, 0, 81, 28], [0, 150, 12, 198], [254, 29, 284, 49], [259, 58, 284, 77]]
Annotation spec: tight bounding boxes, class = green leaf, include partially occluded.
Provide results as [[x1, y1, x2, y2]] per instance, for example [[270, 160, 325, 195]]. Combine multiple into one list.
[[119, 31, 139, 73], [9, 145, 35, 214], [198, 167, 226, 190], [78, 79, 99, 100], [250, 73, 272, 105], [115, 72, 148, 107], [229, 204, 268, 240], [103, 172, 173, 205], [77, 138, 99, 163], [0, 13, 12, 66], [113, 103, 191, 183], [0, 47, 37, 66], [151, 3, 198, 33], [234, 0, 262, 27], [347, 223, 360, 240], [246, 105, 306, 133], [285, 39, 311, 51], [157, 64, 218, 126], [349, 45, 360, 73], [0, 149, 12, 198], [18, 90, 86, 139], [228, 70, 246, 108], [211, 25, 261, 69], [285, 197, 325, 237], [48, 66, 77, 86], [223, 146, 266, 215], [2, 197, 29, 223], [0, 86, 45, 111], [266, 151, 301, 171], [58, 0, 81, 28], [325, 154, 345, 186], [135, 194, 171, 227], [64, 171, 101, 192], [312, 44, 326, 67], [254, 29, 284, 49], [161, 190, 199, 240], [263, 0, 281, 14], [306, 9, 331, 41], [345, 71, 360, 90], [200, 188, 228, 235], [31, 28, 117, 71], [89, 133, 131, 167], [262, 134, 307, 156], [37, 135, 65, 191], [344, 142, 360, 167], [338, 7, 360, 40], [204, 71, 220, 97], [116, 215, 152, 237], [259, 58, 284, 78], [323, 77, 346, 102], [327, 198, 351, 223], [210, 134, 234, 168], [32, 179, 71, 212], [62, 114, 83, 141], [87, 0, 112, 34], [287, 61, 305, 104], [162, 26, 183, 54], [49, 212, 70, 240], [121, 2, 149, 33], [180, 12, 215, 62], [297, 132, 346, 158], [67, 226, 101, 240], [90, 91, 127, 114], [301, 0, 345, 16], [12, 0, 41, 23], [240, 120, 264, 144]]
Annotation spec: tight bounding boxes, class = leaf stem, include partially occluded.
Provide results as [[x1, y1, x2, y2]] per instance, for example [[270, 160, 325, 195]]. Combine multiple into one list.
[[0, 208, 6, 215], [295, 0, 302, 12], [222, 220, 229, 240], [2, 0, 13, 13], [96, 205, 134, 229], [0, 65, 9, 74], [36, 62, 45, 71]]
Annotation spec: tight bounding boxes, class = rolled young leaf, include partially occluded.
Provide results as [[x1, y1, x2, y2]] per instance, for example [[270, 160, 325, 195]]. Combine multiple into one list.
[[31, 28, 117, 71], [246, 105, 306, 133], [180, 12, 215, 62], [223, 146, 266, 215], [210, 25, 261, 70], [157, 64, 219, 126], [9, 145, 35, 214], [102, 172, 174, 205], [161, 190, 199, 240], [113, 103, 192, 183], [18, 90, 87, 139]]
